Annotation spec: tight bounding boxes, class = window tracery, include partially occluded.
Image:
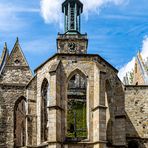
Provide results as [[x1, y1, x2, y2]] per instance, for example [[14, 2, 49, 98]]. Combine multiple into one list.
[[41, 78, 49, 142], [67, 71, 87, 140]]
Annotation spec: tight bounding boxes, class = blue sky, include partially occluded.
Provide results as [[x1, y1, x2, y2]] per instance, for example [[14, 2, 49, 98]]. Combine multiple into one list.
[[0, 0, 148, 79]]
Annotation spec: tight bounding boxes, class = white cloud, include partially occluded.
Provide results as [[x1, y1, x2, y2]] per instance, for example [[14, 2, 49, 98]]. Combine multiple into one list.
[[40, 0, 128, 28], [40, 0, 63, 29], [118, 36, 148, 82], [0, 3, 39, 32], [118, 57, 135, 82], [141, 36, 148, 60], [81, 0, 126, 16]]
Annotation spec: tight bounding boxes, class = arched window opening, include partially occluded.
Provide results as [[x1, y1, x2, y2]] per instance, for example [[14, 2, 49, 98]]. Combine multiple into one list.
[[41, 79, 49, 142], [14, 97, 26, 147], [128, 140, 139, 148], [67, 72, 87, 141], [105, 80, 112, 144]]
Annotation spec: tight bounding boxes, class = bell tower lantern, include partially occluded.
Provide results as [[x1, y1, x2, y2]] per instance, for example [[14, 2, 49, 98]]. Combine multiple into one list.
[[62, 0, 83, 33], [57, 0, 88, 54]]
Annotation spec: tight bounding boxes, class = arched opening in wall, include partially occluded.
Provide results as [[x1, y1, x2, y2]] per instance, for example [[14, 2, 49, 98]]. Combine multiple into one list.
[[66, 70, 87, 141], [105, 80, 112, 146], [14, 96, 26, 148], [128, 140, 139, 148], [41, 78, 49, 142]]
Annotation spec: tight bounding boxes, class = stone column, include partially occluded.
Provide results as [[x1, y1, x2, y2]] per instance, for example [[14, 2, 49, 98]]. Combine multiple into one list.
[[47, 72, 62, 148], [92, 65, 100, 143], [93, 69, 107, 148]]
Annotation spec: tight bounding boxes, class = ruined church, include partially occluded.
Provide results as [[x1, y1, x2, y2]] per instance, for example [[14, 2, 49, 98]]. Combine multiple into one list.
[[0, 0, 147, 148]]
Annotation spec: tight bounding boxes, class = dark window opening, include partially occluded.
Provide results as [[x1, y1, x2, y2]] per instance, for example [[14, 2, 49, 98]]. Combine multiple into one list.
[[41, 79, 49, 142], [67, 72, 87, 141], [14, 59, 20, 66], [14, 97, 26, 148], [128, 140, 139, 148]]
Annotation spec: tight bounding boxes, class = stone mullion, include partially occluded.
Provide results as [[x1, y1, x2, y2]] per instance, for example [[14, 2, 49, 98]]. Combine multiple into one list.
[[64, 7, 67, 33], [68, 2, 71, 31], [74, 3, 77, 31]]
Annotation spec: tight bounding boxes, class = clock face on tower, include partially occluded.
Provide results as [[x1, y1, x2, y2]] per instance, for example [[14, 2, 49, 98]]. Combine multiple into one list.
[[57, 34, 88, 54], [68, 42, 76, 52]]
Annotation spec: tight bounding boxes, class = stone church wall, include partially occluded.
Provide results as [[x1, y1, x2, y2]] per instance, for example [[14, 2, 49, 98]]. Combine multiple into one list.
[[125, 86, 148, 147], [0, 44, 33, 147], [35, 56, 58, 145], [0, 84, 26, 148], [0, 66, 32, 85], [33, 54, 126, 148], [26, 76, 37, 146]]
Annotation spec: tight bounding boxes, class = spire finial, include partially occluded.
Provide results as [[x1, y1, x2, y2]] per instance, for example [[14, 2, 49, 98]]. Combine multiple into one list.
[[4, 42, 7, 49], [16, 37, 19, 43]]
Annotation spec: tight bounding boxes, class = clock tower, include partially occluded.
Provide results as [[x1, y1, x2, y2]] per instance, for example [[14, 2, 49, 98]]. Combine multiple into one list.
[[57, 0, 88, 54]]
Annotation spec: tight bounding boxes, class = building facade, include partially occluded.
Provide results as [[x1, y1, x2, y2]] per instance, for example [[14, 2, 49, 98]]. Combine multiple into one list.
[[123, 52, 148, 85], [0, 0, 148, 148]]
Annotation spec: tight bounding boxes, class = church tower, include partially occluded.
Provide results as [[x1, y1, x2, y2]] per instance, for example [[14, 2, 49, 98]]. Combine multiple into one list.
[[57, 0, 88, 54]]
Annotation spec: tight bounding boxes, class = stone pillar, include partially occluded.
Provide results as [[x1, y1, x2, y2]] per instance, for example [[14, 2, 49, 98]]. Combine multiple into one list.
[[93, 70, 107, 148], [79, 8, 81, 32], [113, 83, 126, 147], [64, 7, 67, 33], [113, 117, 126, 146], [68, 2, 71, 31], [47, 72, 62, 148], [74, 3, 77, 30], [92, 65, 100, 142]]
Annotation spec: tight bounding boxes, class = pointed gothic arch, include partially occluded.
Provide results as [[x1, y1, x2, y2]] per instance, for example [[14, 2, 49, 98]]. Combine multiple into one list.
[[14, 96, 26, 148], [66, 69, 87, 140], [41, 78, 49, 142], [67, 69, 87, 83]]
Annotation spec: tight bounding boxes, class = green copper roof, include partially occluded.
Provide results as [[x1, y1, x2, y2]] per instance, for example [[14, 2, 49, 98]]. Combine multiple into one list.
[[62, 0, 83, 13]]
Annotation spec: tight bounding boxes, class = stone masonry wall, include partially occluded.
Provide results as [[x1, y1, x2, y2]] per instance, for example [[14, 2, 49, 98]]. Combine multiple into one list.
[[0, 85, 26, 148], [125, 86, 148, 147], [26, 76, 37, 146], [0, 48, 32, 147], [35, 54, 126, 148]]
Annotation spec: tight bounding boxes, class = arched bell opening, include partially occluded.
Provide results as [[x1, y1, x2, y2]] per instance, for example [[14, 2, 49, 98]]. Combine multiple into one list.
[[41, 78, 49, 142], [66, 70, 87, 141], [14, 96, 26, 148]]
